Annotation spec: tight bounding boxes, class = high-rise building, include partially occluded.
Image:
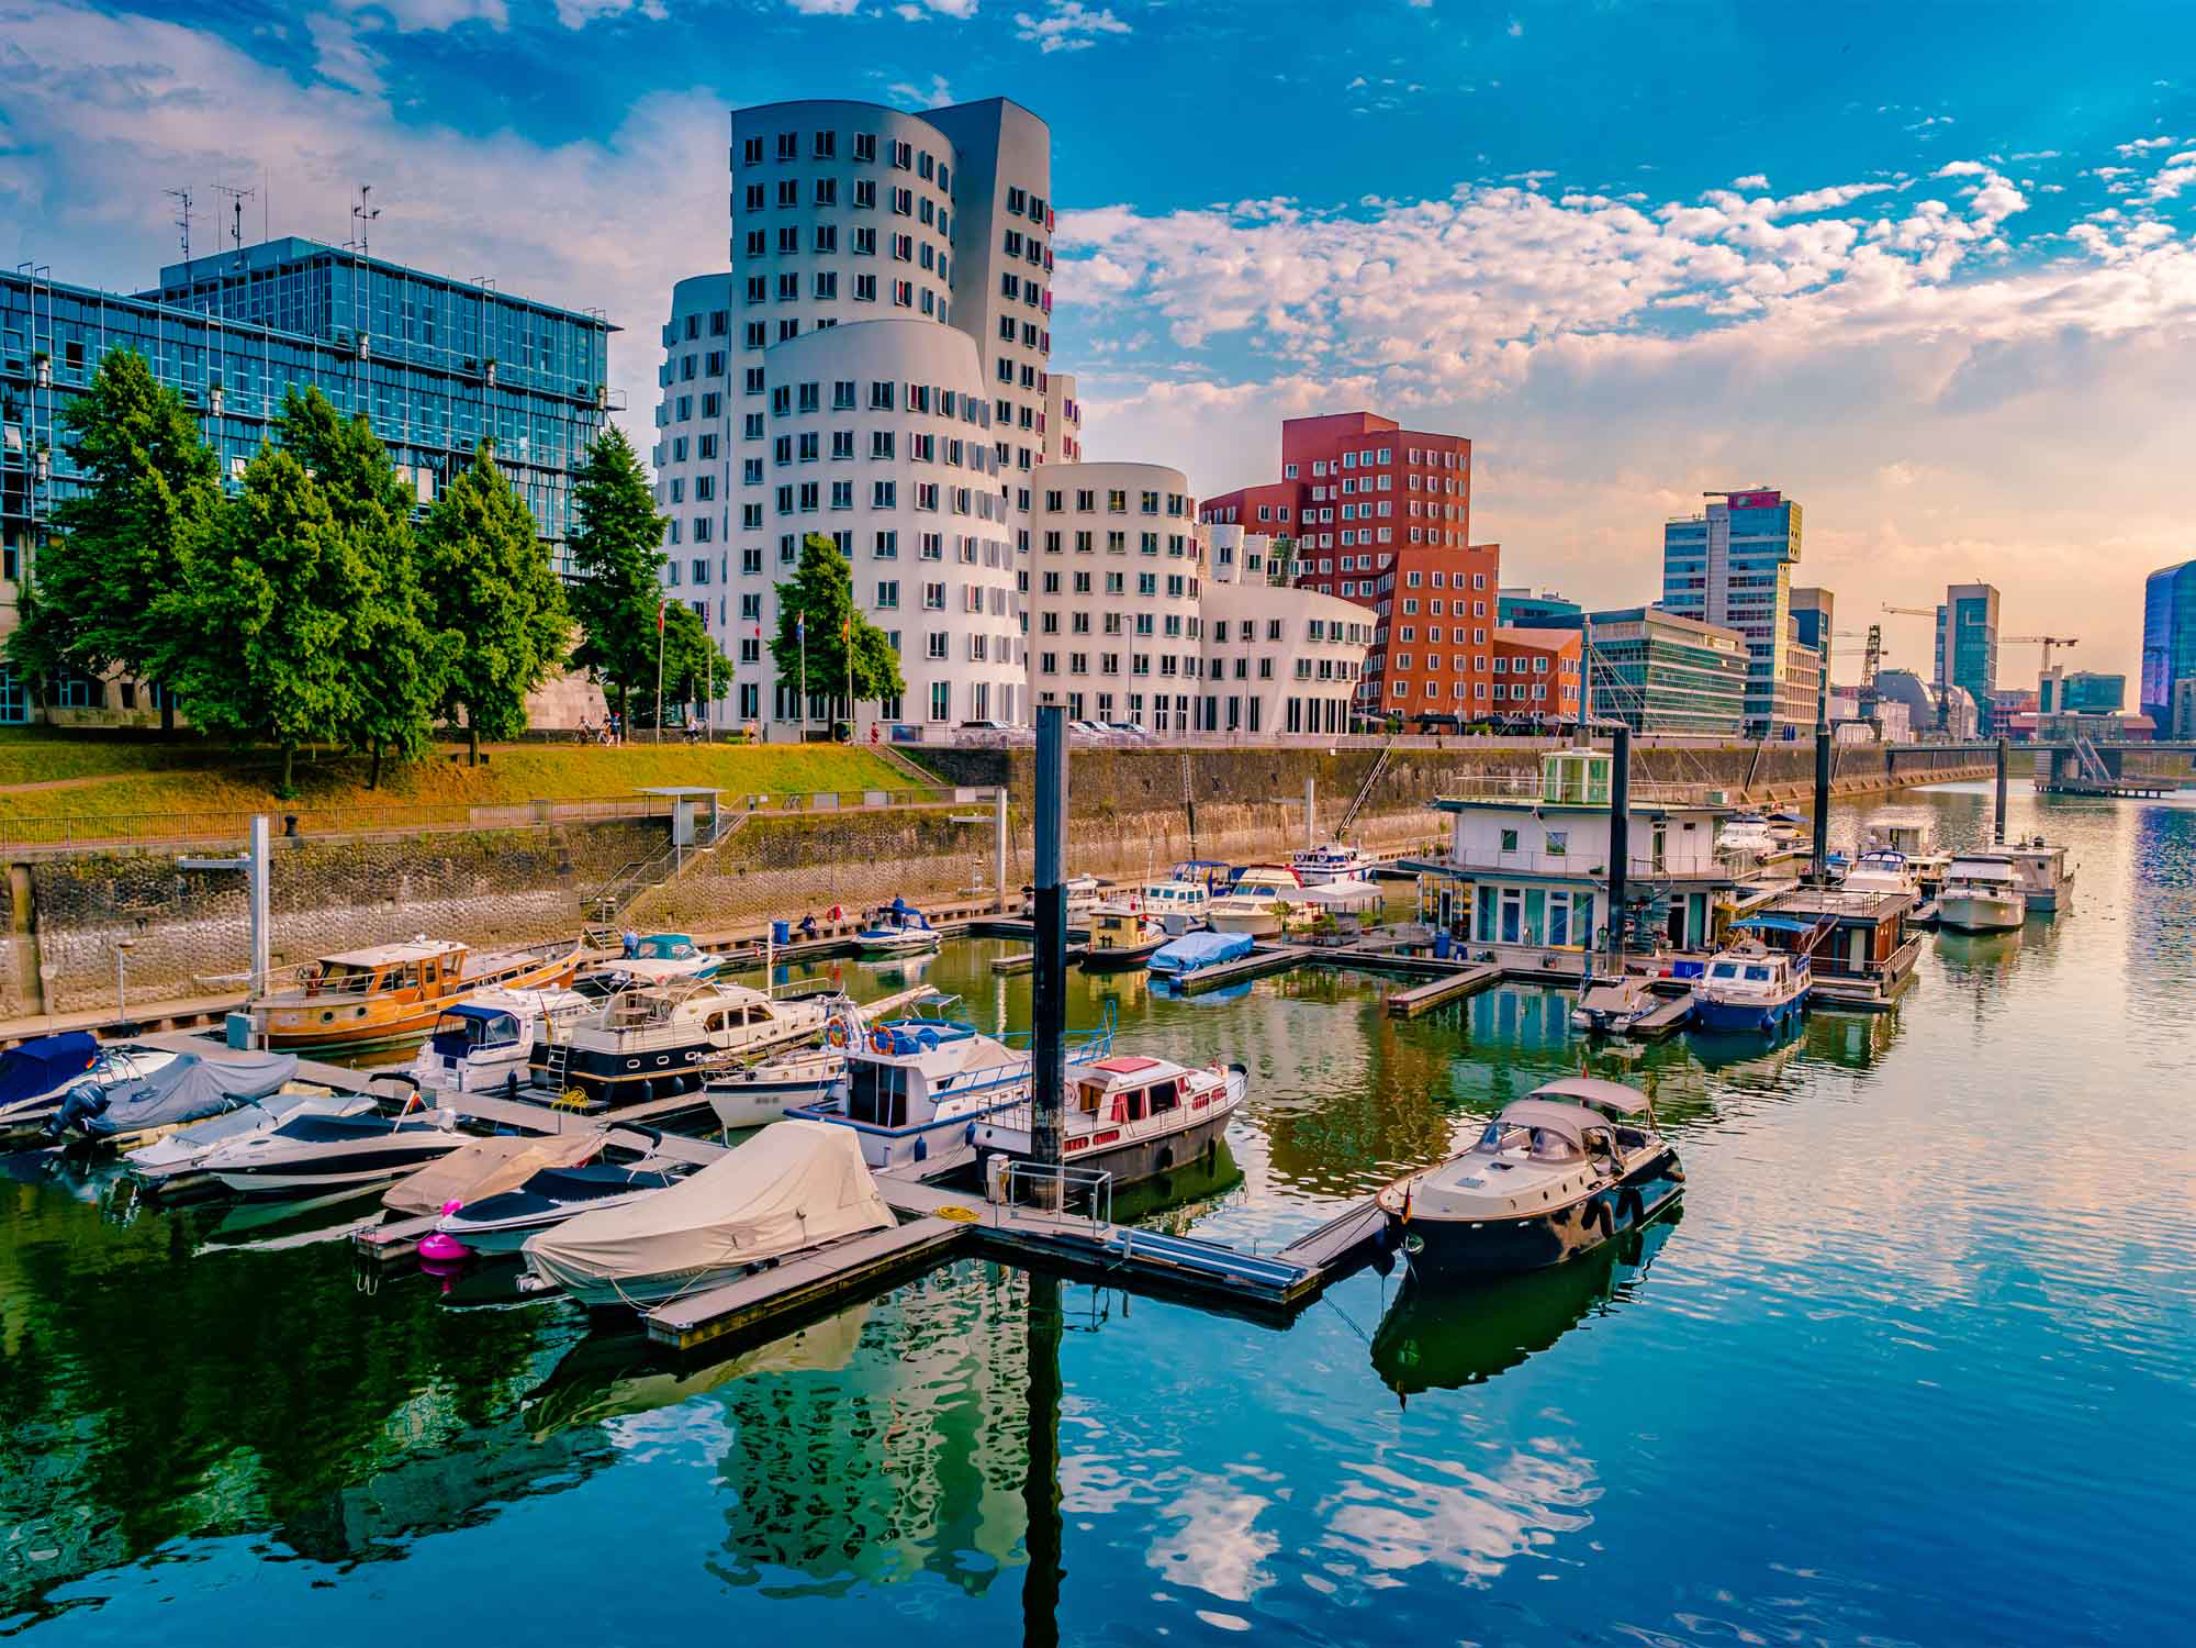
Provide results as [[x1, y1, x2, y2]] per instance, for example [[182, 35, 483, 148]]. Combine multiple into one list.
[[655, 97, 1056, 731], [2141, 559, 2196, 728], [1202, 410, 1481, 720], [2059, 671, 2126, 714], [1497, 588, 1581, 626], [1660, 488, 1807, 735], [1934, 581, 2000, 731], [1580, 606, 1751, 738], [2, 241, 615, 724]]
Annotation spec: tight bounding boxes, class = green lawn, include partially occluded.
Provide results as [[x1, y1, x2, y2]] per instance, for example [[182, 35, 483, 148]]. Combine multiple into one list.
[[0, 731, 920, 830]]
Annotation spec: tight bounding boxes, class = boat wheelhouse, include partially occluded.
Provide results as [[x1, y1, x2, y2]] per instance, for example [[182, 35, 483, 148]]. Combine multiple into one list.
[[1744, 888, 1921, 1010], [1082, 903, 1167, 972], [533, 978, 837, 1107], [1138, 879, 1211, 936], [1690, 938, 1812, 1035], [2001, 836, 2075, 914], [257, 938, 582, 1050], [972, 1052, 1245, 1188]]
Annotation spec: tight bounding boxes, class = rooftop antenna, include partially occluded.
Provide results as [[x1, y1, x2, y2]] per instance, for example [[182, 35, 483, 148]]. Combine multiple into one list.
[[350, 183, 379, 259], [214, 183, 257, 262], [166, 187, 193, 262]]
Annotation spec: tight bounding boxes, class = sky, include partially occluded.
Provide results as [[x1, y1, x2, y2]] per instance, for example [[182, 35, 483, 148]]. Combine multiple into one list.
[[4, 1, 2194, 687]]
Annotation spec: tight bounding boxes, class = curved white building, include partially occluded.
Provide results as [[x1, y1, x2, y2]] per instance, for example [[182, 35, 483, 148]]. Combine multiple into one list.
[[652, 96, 1056, 732], [1202, 526, 1372, 736], [1028, 461, 1205, 731]]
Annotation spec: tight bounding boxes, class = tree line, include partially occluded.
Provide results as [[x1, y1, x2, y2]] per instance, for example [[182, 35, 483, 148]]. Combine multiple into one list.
[[10, 348, 728, 791]]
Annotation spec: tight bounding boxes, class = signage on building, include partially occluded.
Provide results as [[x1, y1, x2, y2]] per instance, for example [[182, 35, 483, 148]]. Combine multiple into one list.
[[1727, 489, 1782, 510]]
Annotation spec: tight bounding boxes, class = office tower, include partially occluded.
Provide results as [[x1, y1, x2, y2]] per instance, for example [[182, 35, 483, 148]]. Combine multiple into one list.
[[1660, 487, 1805, 735]]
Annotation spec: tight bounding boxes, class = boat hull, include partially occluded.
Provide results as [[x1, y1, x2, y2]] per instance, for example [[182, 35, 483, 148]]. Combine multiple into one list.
[[982, 1105, 1234, 1191], [856, 934, 941, 959], [705, 1073, 845, 1131], [212, 1140, 464, 1196], [1391, 1155, 1681, 1277], [1205, 909, 1283, 938], [1935, 893, 2025, 933], [1080, 940, 1165, 973], [1690, 989, 1807, 1035]]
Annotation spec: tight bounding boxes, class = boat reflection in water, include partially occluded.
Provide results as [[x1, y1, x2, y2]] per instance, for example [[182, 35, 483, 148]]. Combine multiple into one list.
[[1372, 1215, 1680, 1399]]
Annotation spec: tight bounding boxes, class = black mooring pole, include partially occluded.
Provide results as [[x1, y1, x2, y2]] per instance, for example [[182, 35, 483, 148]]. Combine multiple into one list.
[[1993, 735, 2009, 844], [1607, 722, 1631, 966], [1031, 705, 1068, 1177], [1812, 722, 1834, 886]]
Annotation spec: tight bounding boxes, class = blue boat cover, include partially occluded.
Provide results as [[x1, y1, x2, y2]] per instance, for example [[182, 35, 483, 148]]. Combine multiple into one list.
[[1738, 914, 1823, 935], [1148, 931, 1256, 975], [52, 1051, 300, 1139], [0, 1032, 99, 1116]]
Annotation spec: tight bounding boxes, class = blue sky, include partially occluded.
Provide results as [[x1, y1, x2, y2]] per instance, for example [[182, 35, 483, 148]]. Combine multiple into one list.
[[6, 1, 2195, 681]]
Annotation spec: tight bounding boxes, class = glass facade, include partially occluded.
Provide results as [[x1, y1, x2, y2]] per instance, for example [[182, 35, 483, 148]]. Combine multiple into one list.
[[1583, 606, 1750, 737], [1662, 490, 1804, 734], [2058, 671, 2125, 714], [1933, 583, 1999, 732], [2140, 560, 2196, 726]]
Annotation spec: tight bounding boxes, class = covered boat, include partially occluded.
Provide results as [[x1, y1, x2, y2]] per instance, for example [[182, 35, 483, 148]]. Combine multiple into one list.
[[1375, 1077, 1681, 1275], [382, 1130, 603, 1218], [0, 1032, 104, 1133], [520, 1120, 895, 1308], [1148, 930, 1256, 979], [125, 1092, 379, 1194], [46, 1050, 300, 1143], [437, 1160, 685, 1255]]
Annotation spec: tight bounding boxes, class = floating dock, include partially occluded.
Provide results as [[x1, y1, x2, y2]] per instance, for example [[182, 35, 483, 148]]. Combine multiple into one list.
[[645, 1218, 974, 1351], [1382, 960, 1501, 1018]]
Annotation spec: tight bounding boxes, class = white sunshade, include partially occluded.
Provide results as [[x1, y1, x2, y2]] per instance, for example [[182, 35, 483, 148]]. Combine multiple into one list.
[[1525, 1076, 1654, 1119]]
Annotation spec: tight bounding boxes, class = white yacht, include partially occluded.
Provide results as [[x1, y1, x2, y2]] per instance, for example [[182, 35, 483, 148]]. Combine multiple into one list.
[[410, 988, 588, 1098], [1717, 813, 1781, 857], [2002, 836, 2075, 914], [1839, 849, 1921, 907], [973, 1053, 1246, 1188], [1290, 842, 1375, 885], [1937, 854, 2028, 933], [1137, 879, 1211, 936], [198, 1087, 469, 1196], [533, 978, 836, 1107], [1860, 815, 1951, 890], [1206, 866, 1309, 937]]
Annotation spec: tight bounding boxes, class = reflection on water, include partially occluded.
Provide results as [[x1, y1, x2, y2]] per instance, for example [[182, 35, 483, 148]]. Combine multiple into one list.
[[4, 786, 2195, 1644]]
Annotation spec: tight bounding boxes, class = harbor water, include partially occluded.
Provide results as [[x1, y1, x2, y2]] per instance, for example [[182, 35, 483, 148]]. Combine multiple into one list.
[[3, 784, 2192, 1644]]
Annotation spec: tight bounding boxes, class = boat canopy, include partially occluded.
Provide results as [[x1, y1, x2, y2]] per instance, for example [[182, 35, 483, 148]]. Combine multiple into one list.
[[50, 1051, 299, 1139], [522, 1120, 893, 1296], [1737, 914, 1822, 936], [431, 1003, 525, 1056], [1525, 1076, 1654, 1119], [0, 1032, 98, 1111]]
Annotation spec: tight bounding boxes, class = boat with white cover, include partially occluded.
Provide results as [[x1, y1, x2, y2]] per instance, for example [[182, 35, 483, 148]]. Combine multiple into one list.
[[1937, 853, 2027, 933], [519, 1120, 895, 1308], [1374, 1077, 1681, 1275]]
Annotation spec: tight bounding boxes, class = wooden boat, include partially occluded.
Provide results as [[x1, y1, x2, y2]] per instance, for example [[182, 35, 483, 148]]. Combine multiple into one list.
[[1081, 903, 1167, 972], [257, 937, 582, 1050]]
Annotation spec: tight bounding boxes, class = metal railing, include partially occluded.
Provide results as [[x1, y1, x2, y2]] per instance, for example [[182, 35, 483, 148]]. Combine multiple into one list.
[[997, 1161, 1115, 1233]]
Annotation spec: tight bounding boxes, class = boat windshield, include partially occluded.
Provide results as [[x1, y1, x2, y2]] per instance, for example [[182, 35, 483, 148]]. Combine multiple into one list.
[[1710, 963, 1739, 980], [1745, 965, 1771, 982]]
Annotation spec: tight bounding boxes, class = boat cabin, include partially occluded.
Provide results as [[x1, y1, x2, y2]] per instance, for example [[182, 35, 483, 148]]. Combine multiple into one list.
[[1072, 1055, 1190, 1129], [427, 1003, 525, 1060], [1139, 880, 1211, 932], [1742, 888, 1921, 1008], [309, 940, 469, 999]]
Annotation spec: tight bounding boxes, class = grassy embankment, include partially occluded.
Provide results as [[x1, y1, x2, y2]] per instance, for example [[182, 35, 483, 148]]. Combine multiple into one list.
[[0, 731, 916, 833]]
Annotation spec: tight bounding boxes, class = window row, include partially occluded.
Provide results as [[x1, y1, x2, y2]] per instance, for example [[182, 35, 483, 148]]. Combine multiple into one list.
[[739, 129, 950, 189]]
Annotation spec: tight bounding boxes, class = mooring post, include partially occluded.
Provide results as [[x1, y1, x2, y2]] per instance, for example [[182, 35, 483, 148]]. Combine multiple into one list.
[[1031, 706, 1068, 1188], [1304, 775, 1317, 849], [249, 814, 271, 990], [1607, 723, 1631, 965], [993, 785, 1009, 914], [1812, 722, 1834, 886], [1994, 736, 2010, 844]]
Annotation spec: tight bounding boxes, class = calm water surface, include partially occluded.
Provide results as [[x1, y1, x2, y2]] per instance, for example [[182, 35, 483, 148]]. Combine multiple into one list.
[[4, 785, 2193, 1645]]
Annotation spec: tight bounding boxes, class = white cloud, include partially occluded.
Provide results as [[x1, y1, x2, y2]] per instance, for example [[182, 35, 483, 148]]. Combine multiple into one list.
[[886, 72, 956, 108], [786, 0, 863, 12], [1732, 173, 1769, 191], [2145, 151, 2196, 202], [2116, 135, 2176, 155], [1014, 0, 1130, 52]]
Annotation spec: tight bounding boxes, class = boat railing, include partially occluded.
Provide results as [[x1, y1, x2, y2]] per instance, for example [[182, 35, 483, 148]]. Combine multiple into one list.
[[997, 1161, 1114, 1233]]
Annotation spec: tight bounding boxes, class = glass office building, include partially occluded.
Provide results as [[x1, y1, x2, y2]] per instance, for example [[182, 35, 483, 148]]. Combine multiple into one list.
[[1582, 605, 1751, 737], [2, 240, 615, 721], [1933, 582, 2000, 733], [2141, 560, 2196, 730], [1661, 488, 1806, 735]]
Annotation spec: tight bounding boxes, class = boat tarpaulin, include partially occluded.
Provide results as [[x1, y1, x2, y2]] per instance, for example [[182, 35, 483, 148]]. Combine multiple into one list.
[[522, 1120, 894, 1306], [1736, 914, 1824, 936], [1148, 931, 1256, 976], [0, 1032, 100, 1123], [385, 1131, 600, 1216], [54, 1052, 300, 1139]]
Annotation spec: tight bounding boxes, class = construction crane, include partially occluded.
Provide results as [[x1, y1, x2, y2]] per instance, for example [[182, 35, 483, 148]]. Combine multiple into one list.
[[1881, 603, 1949, 728], [2003, 634, 2078, 671]]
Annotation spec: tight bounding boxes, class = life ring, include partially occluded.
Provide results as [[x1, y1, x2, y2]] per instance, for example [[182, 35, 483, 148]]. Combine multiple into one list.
[[826, 1021, 849, 1049], [870, 1028, 893, 1055]]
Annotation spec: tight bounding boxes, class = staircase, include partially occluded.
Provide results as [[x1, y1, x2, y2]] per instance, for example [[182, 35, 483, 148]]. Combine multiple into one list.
[[1336, 736, 1400, 840], [2072, 731, 2113, 785], [578, 810, 751, 946]]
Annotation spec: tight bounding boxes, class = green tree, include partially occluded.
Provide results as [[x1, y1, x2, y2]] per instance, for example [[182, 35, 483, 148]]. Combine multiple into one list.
[[274, 388, 445, 787], [154, 446, 369, 795], [769, 533, 904, 728], [8, 348, 222, 726], [418, 442, 568, 764], [649, 598, 733, 728], [564, 426, 667, 732]]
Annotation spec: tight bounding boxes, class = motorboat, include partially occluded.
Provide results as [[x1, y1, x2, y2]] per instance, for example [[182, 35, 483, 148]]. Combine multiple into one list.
[[438, 1160, 686, 1255], [702, 1042, 849, 1131], [45, 1049, 301, 1146], [1147, 930, 1256, 980], [383, 1129, 605, 1218], [0, 1032, 149, 1135], [591, 932, 724, 989], [1569, 974, 1674, 1037], [1838, 848, 1921, 906], [124, 1092, 379, 1195], [197, 1078, 469, 1196], [1717, 812, 1780, 857], [532, 978, 837, 1107], [1374, 1077, 1681, 1275], [1936, 854, 2028, 933], [1689, 938, 1811, 1035], [255, 936, 583, 1050], [1764, 809, 1810, 851], [411, 1000, 535, 1097], [973, 1053, 1246, 1188], [855, 900, 942, 959], [1860, 814, 1951, 890], [1291, 842, 1375, 885], [519, 1120, 896, 1309], [795, 1009, 1114, 1171], [1138, 878, 1211, 936], [1081, 903, 1167, 972], [2002, 836, 2074, 914], [1021, 875, 1107, 920], [1206, 865, 1309, 937]]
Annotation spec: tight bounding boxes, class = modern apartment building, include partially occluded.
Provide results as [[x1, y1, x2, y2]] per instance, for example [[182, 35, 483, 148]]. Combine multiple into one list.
[[1934, 581, 2000, 732], [653, 96, 1058, 732], [1201, 527, 1371, 736], [2057, 671, 2126, 714], [2140, 559, 2196, 730], [1, 243, 614, 723], [1579, 605, 1751, 738], [1490, 626, 1583, 723], [1660, 488, 1808, 735]]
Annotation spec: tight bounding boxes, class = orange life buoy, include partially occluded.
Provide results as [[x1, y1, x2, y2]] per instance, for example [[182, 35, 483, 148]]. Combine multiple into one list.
[[826, 1021, 849, 1049], [870, 1028, 893, 1055]]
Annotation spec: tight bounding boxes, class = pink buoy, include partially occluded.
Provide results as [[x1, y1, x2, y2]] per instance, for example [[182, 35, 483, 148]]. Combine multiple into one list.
[[419, 1232, 471, 1263]]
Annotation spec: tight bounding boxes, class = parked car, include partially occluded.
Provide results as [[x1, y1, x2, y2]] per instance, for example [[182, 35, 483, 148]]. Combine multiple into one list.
[[1104, 720, 1153, 742], [1068, 719, 1115, 742]]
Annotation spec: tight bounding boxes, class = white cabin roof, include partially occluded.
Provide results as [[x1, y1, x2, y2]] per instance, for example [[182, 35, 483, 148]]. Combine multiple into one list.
[[321, 939, 466, 968]]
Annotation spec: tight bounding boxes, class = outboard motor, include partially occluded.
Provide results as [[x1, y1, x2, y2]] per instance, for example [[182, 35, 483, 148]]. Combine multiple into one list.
[[46, 1079, 112, 1139]]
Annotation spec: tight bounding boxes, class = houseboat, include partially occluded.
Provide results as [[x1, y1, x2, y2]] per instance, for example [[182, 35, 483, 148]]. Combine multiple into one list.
[[532, 978, 837, 1106], [2002, 836, 2075, 914], [1690, 938, 1812, 1035], [1739, 888, 1922, 1010], [1139, 878, 1212, 936], [256, 937, 583, 1051], [1082, 903, 1168, 972], [972, 1052, 1246, 1188], [1937, 854, 2028, 933], [1374, 1077, 1681, 1275]]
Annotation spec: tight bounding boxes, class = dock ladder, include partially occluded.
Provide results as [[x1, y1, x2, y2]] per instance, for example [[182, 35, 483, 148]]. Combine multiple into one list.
[[1337, 735, 1399, 840]]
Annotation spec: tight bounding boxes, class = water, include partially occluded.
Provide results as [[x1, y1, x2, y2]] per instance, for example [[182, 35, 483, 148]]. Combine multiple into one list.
[[5, 785, 2194, 1645]]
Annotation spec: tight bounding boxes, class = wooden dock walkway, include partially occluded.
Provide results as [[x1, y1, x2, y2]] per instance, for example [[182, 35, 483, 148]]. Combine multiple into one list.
[[1384, 961, 1501, 1018], [644, 1218, 973, 1351]]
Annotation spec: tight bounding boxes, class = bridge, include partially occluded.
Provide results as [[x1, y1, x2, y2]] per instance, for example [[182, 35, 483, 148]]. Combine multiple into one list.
[[2028, 738, 2196, 797]]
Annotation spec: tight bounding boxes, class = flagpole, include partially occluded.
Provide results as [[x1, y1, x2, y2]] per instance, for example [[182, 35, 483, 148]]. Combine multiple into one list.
[[844, 612, 853, 740], [798, 610, 807, 745], [654, 599, 666, 745]]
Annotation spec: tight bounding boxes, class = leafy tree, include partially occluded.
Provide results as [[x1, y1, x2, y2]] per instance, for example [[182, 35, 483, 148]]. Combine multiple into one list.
[[418, 442, 568, 764], [275, 388, 445, 786], [642, 598, 733, 727], [7, 348, 221, 726], [769, 533, 904, 725], [154, 446, 369, 795], [564, 426, 667, 732]]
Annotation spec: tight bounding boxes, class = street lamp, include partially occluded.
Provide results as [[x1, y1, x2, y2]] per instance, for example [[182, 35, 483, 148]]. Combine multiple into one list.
[[114, 939, 136, 1028]]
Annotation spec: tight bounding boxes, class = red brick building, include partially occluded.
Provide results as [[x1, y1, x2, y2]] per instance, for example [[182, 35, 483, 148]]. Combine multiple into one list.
[[1491, 626, 1584, 724], [1202, 410, 1490, 722]]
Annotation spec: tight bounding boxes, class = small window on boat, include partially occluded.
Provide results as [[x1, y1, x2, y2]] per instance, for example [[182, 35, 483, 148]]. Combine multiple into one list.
[[1148, 1079, 1180, 1113], [1710, 963, 1737, 979], [1744, 966, 1770, 982]]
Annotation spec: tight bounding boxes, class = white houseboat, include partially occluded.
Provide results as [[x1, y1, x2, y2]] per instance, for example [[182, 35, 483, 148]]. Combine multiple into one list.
[[1937, 854, 2028, 933]]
